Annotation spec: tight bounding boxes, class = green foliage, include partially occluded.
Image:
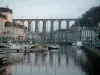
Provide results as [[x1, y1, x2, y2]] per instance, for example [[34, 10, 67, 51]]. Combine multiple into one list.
[[0, 37, 9, 43], [78, 5, 100, 27]]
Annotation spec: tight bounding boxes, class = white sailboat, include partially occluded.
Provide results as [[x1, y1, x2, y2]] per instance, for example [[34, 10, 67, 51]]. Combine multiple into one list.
[[9, 43, 22, 49], [72, 41, 83, 49], [39, 23, 48, 51], [48, 21, 59, 50], [8, 40, 24, 49], [72, 42, 77, 47], [48, 44, 59, 49], [76, 41, 83, 49], [24, 41, 35, 49]]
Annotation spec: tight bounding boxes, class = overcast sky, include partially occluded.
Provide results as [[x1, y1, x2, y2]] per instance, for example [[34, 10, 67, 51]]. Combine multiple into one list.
[[0, 0, 100, 31], [0, 0, 100, 19]]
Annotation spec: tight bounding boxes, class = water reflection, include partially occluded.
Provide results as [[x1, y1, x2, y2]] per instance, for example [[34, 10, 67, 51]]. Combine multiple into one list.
[[58, 53, 61, 66], [65, 54, 69, 66], [0, 46, 99, 75], [27, 53, 30, 63], [41, 53, 47, 65], [49, 51, 53, 66], [34, 53, 38, 65]]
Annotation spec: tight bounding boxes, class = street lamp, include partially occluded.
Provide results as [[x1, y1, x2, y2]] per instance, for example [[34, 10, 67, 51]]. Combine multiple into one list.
[[87, 18, 91, 44]]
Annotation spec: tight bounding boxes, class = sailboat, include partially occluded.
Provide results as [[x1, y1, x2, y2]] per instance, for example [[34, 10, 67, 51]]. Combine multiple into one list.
[[48, 38, 59, 49], [48, 21, 59, 50], [24, 41, 35, 49], [8, 40, 24, 49], [40, 23, 48, 51]]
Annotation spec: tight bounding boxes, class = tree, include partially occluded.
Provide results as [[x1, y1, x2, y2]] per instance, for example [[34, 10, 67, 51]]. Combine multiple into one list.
[[77, 5, 100, 27]]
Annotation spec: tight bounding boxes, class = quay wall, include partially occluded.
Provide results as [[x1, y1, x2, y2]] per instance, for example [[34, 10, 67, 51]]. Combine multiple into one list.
[[84, 45, 100, 71]]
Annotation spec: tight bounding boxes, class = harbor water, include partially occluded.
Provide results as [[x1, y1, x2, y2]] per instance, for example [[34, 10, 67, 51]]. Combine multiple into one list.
[[0, 46, 98, 75]]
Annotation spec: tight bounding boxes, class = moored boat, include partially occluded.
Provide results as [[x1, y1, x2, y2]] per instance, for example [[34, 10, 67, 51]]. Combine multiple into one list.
[[72, 42, 77, 47], [0, 43, 8, 48], [76, 41, 83, 49], [41, 45, 48, 51], [72, 41, 83, 49], [48, 44, 59, 50]]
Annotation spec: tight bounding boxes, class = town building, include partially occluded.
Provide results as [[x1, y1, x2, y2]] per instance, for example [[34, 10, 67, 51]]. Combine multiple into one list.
[[0, 7, 13, 22], [52, 26, 95, 43], [0, 7, 27, 42]]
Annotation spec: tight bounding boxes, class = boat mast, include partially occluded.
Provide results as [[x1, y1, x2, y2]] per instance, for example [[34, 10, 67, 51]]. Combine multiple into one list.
[[46, 57, 47, 75]]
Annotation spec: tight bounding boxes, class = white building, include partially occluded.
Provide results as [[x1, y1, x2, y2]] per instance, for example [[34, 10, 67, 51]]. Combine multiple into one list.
[[67, 27, 95, 43]]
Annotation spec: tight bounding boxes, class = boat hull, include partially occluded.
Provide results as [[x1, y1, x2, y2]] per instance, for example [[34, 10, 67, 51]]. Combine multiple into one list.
[[48, 47, 59, 50], [48, 45, 59, 50]]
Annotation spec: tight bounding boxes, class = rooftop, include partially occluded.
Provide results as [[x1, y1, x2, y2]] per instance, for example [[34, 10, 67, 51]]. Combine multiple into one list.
[[0, 7, 12, 13]]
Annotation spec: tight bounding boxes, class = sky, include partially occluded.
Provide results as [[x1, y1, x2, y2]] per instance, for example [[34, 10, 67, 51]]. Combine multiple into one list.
[[0, 0, 100, 31], [0, 0, 100, 19]]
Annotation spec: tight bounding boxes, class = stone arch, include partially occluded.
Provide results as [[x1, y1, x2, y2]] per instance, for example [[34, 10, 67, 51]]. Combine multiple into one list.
[[31, 21, 36, 32], [46, 21, 51, 32], [61, 21, 67, 29], [53, 20, 59, 31], [38, 21, 43, 32], [24, 21, 28, 27], [69, 20, 75, 28]]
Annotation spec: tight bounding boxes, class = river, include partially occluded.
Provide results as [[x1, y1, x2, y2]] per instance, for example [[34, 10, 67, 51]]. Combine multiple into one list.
[[1, 46, 99, 75]]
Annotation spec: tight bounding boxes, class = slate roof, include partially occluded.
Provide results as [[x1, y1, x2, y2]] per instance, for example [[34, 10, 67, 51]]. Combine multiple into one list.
[[0, 7, 12, 13]]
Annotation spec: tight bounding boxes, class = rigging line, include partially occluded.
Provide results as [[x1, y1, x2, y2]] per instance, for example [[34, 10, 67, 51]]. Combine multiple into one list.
[[55, 54, 56, 75]]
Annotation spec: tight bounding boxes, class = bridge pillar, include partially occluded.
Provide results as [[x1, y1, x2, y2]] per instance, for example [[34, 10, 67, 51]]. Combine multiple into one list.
[[35, 21, 39, 33], [42, 21, 46, 41], [50, 21, 54, 32], [43, 21, 46, 33], [65, 21, 70, 42], [58, 21, 61, 30], [66, 21, 69, 30], [50, 21, 54, 41], [27, 21, 32, 39], [28, 21, 31, 32]]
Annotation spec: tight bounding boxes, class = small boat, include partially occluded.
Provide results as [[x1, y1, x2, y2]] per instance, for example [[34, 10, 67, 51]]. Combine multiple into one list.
[[8, 40, 24, 49], [29, 44, 35, 49], [72, 41, 83, 49], [48, 44, 59, 50], [76, 41, 83, 49], [9, 43, 22, 49], [23, 44, 29, 49], [23, 44, 35, 49], [0, 50, 6, 54], [0, 43, 8, 48], [72, 43, 77, 47], [41, 45, 48, 51]]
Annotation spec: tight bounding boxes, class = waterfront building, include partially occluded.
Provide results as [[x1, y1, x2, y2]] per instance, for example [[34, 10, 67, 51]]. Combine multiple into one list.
[[68, 26, 95, 43], [4, 22, 27, 41], [0, 7, 13, 22], [52, 26, 95, 43], [0, 7, 27, 42]]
